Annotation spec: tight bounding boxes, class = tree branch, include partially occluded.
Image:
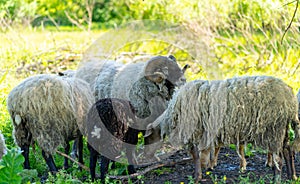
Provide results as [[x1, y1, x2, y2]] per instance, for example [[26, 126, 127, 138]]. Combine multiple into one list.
[[281, 0, 299, 44], [109, 157, 192, 180], [56, 150, 90, 171]]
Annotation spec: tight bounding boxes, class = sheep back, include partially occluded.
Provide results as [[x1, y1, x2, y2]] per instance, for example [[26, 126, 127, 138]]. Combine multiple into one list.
[[75, 61, 110, 90], [163, 76, 300, 153], [7, 74, 94, 155]]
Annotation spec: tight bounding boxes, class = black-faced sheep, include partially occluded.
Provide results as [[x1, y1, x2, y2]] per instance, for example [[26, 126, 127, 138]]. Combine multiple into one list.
[[145, 76, 300, 183], [0, 132, 7, 159], [6, 74, 94, 172], [84, 98, 140, 181]]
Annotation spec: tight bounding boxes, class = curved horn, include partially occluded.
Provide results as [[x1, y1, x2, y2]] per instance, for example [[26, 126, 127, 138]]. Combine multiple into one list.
[[144, 56, 174, 83]]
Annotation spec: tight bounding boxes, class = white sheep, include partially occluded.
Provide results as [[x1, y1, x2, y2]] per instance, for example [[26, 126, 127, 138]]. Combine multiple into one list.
[[7, 74, 94, 172], [145, 76, 300, 183]]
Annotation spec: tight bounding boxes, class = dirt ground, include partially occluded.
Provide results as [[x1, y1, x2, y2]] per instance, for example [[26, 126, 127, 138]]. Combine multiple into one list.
[[138, 147, 300, 184]]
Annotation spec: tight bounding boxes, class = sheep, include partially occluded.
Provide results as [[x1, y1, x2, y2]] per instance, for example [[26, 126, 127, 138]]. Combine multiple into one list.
[[75, 61, 108, 90], [204, 86, 300, 173], [0, 132, 7, 159], [6, 74, 94, 172], [80, 95, 167, 181], [145, 76, 300, 183], [76, 55, 188, 160], [77, 55, 187, 119], [84, 98, 141, 181]]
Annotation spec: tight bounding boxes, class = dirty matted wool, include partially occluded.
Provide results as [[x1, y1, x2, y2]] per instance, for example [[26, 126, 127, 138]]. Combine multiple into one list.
[[94, 61, 170, 120], [162, 76, 300, 153], [7, 74, 94, 155]]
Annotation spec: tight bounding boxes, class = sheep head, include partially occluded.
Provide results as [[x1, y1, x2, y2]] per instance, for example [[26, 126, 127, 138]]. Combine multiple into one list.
[[144, 55, 187, 87]]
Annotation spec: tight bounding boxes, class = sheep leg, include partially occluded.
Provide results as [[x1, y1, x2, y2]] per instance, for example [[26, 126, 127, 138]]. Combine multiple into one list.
[[126, 146, 137, 174], [100, 156, 110, 182], [210, 146, 221, 169], [237, 144, 247, 172], [42, 150, 58, 173], [21, 144, 30, 169], [290, 150, 297, 180], [88, 143, 98, 181], [77, 134, 84, 168], [63, 142, 70, 169], [283, 146, 297, 180], [272, 153, 283, 183], [125, 130, 138, 174], [70, 139, 78, 159], [266, 152, 273, 167], [189, 145, 201, 184], [200, 148, 211, 169], [283, 148, 292, 179]]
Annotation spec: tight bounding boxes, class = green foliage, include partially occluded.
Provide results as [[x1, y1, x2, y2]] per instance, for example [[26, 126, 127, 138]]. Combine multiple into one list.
[[151, 167, 173, 176], [46, 170, 82, 184], [0, 148, 38, 184], [0, 148, 24, 184], [19, 169, 39, 184]]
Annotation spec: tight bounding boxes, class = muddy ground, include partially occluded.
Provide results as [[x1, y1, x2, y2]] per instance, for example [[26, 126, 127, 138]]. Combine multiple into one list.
[[136, 147, 300, 184]]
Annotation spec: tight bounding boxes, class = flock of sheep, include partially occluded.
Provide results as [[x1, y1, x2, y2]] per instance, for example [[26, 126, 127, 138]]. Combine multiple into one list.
[[2, 54, 300, 183]]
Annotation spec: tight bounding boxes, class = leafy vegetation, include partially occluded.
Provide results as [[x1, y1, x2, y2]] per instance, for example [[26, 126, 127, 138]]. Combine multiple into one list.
[[0, 0, 300, 183]]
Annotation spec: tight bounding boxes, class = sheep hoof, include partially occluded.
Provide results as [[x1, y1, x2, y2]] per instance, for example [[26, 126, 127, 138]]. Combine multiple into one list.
[[293, 175, 298, 180], [239, 167, 246, 173]]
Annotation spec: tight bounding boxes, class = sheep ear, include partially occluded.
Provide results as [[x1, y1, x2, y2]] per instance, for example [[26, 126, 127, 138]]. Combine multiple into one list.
[[145, 72, 166, 83], [168, 55, 176, 62], [182, 64, 190, 73]]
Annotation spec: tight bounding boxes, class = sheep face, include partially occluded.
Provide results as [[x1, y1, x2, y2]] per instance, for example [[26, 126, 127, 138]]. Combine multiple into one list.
[[144, 55, 187, 100]]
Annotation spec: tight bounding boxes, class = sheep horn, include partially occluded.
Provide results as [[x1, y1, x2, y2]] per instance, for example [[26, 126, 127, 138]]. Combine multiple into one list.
[[144, 55, 179, 83]]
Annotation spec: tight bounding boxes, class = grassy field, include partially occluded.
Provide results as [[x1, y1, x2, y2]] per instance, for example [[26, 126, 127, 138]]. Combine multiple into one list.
[[1, 20, 300, 183]]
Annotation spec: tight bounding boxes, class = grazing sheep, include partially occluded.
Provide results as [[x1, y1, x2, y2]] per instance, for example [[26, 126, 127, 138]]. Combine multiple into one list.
[[85, 98, 140, 181], [0, 132, 7, 159], [7, 74, 94, 172], [145, 76, 300, 183], [76, 55, 188, 163], [82, 96, 168, 181], [92, 55, 187, 129]]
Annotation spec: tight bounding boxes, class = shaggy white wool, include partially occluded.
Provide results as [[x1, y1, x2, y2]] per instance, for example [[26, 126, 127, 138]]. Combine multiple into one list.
[[7, 74, 94, 155], [162, 76, 300, 154]]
